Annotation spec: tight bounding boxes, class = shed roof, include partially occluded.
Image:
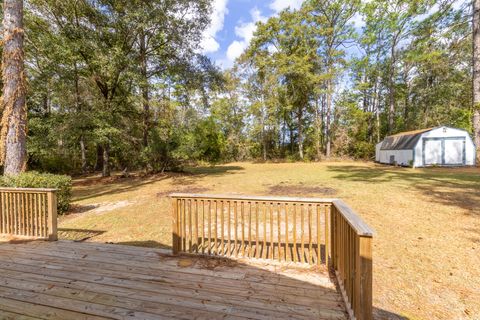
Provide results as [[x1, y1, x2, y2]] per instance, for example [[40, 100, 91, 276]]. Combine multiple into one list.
[[380, 128, 434, 150]]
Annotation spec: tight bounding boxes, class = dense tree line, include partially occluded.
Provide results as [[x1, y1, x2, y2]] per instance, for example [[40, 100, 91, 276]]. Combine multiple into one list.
[[231, 0, 475, 161], [0, 0, 478, 176]]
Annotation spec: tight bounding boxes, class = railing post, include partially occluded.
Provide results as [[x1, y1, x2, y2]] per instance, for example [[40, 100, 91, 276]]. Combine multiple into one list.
[[171, 198, 179, 254], [47, 190, 58, 241], [330, 205, 337, 269], [355, 235, 373, 320]]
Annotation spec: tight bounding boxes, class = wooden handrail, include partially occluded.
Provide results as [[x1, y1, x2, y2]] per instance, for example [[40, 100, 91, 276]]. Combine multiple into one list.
[[171, 193, 374, 320], [169, 193, 335, 204], [332, 200, 374, 237], [0, 187, 58, 192], [0, 188, 58, 240]]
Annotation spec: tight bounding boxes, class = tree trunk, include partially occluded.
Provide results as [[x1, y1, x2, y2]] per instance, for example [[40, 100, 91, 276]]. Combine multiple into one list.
[[388, 45, 396, 135], [74, 63, 87, 174], [474, 0, 480, 164], [95, 144, 103, 171], [140, 31, 150, 148], [261, 115, 267, 161], [102, 143, 110, 177], [325, 80, 332, 158], [1, 0, 27, 175], [80, 135, 87, 174], [314, 98, 321, 161], [298, 108, 304, 160]]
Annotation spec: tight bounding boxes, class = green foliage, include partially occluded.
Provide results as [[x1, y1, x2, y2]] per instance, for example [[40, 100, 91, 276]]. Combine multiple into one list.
[[19, 0, 475, 170], [0, 172, 72, 214]]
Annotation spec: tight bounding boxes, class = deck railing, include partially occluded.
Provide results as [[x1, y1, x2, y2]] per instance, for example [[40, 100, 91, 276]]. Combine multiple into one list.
[[0, 188, 58, 240], [170, 193, 374, 320], [331, 200, 373, 320]]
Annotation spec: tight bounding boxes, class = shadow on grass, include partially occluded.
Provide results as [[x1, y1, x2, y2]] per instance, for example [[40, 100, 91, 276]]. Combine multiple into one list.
[[73, 174, 171, 202], [58, 228, 106, 242], [327, 165, 480, 214], [73, 165, 245, 202]]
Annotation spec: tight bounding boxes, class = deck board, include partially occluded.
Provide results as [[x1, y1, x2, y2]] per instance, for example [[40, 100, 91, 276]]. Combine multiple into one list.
[[0, 240, 347, 320]]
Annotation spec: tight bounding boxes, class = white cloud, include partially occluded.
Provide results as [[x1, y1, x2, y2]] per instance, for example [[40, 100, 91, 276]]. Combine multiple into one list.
[[226, 40, 245, 61], [200, 0, 229, 54], [225, 7, 267, 63], [269, 0, 303, 13]]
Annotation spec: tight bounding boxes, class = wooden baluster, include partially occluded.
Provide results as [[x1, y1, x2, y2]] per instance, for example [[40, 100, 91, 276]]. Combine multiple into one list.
[[24, 192, 28, 236], [45, 193, 49, 238], [300, 204, 305, 263], [277, 203, 281, 261], [308, 205, 313, 264], [188, 199, 192, 252], [227, 201, 231, 256], [316, 205, 321, 265], [1, 192, 4, 234], [325, 205, 329, 266], [10, 192, 14, 235], [31, 193, 35, 237], [207, 200, 212, 255], [38, 193, 42, 237], [262, 202, 267, 259], [23, 192, 26, 236], [27, 192, 31, 236], [19, 192, 23, 235], [255, 202, 260, 259], [201, 200, 205, 254], [233, 201, 238, 257], [248, 202, 252, 257], [13, 192, 18, 235], [269, 203, 273, 260], [5, 192, 8, 235], [285, 203, 289, 262], [178, 199, 183, 251], [0, 191, 4, 233], [194, 200, 199, 253], [241, 201, 245, 257], [216, 200, 220, 255], [183, 199, 187, 252], [42, 193, 47, 238], [0, 192, 3, 234], [220, 201, 224, 255], [293, 204, 297, 262]]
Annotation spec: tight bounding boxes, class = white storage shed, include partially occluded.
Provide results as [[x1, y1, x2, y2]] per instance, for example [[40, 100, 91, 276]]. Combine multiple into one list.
[[375, 126, 476, 167]]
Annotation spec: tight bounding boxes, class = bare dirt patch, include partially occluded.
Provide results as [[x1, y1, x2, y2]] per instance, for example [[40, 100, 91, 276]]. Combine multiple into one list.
[[156, 186, 211, 198], [266, 183, 337, 196], [67, 200, 133, 216]]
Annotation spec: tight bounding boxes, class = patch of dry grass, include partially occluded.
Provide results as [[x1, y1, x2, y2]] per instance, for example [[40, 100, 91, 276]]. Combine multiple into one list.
[[59, 161, 480, 320]]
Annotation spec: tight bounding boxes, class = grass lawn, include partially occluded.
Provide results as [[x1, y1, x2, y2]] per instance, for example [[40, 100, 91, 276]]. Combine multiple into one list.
[[59, 161, 480, 320]]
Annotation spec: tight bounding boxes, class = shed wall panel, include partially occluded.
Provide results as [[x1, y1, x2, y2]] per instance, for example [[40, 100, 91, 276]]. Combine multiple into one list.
[[378, 150, 413, 166]]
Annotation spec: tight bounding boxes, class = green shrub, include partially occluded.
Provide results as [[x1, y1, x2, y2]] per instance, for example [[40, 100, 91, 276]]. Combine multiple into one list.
[[0, 171, 72, 214]]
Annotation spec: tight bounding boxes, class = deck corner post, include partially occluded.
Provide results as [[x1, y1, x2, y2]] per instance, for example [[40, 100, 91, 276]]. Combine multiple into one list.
[[171, 197, 179, 255], [355, 235, 373, 320], [47, 190, 58, 241]]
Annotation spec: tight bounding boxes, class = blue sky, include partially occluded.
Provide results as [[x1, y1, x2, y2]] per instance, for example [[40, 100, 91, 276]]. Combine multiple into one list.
[[200, 0, 304, 69]]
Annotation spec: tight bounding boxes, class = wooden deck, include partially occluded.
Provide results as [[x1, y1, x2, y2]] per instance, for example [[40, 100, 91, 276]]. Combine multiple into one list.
[[0, 240, 348, 320]]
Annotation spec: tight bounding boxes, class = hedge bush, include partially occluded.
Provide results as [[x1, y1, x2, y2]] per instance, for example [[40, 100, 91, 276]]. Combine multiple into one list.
[[0, 171, 72, 214]]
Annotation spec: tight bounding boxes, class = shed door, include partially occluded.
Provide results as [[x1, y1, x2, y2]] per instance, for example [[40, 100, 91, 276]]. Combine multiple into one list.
[[423, 137, 466, 166], [444, 139, 464, 165], [424, 140, 442, 165]]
